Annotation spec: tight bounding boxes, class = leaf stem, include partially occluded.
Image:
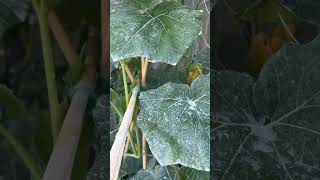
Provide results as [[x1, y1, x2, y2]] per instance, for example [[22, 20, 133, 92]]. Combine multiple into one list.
[[0, 125, 42, 180], [127, 125, 138, 155], [120, 60, 129, 106], [124, 123, 140, 160], [33, 0, 60, 143], [110, 101, 124, 120]]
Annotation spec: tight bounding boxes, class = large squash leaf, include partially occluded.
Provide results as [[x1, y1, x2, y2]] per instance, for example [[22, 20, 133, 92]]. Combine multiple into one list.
[[178, 166, 210, 180], [138, 74, 210, 171], [110, 0, 202, 65], [213, 36, 320, 179], [129, 158, 176, 180]]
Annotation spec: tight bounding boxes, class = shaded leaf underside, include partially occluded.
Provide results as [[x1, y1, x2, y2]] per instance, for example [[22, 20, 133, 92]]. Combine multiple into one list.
[[213, 36, 320, 179]]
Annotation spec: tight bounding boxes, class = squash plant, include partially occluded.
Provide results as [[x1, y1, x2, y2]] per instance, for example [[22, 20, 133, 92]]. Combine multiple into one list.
[[110, 0, 210, 179], [213, 0, 320, 179], [213, 36, 320, 179]]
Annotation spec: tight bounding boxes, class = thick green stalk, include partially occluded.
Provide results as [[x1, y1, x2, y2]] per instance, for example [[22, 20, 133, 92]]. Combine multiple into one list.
[[0, 125, 42, 180], [120, 60, 129, 106], [33, 0, 60, 142]]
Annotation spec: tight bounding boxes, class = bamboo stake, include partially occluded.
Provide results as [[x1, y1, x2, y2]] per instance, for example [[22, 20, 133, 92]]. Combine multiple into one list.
[[141, 56, 145, 77], [142, 60, 149, 86], [48, 10, 78, 65], [110, 85, 140, 180], [42, 28, 97, 180], [101, 0, 109, 79], [140, 57, 149, 169], [142, 135, 147, 169], [125, 65, 135, 82]]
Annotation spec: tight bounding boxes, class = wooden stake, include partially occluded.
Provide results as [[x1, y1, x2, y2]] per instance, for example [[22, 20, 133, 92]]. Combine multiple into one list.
[[100, 0, 109, 79], [140, 56, 149, 169], [110, 86, 140, 180], [125, 65, 135, 82], [142, 60, 149, 86], [48, 10, 78, 65], [42, 28, 97, 180], [142, 135, 147, 170]]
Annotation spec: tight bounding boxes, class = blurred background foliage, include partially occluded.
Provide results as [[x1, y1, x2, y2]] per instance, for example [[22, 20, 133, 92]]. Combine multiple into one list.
[[0, 0, 101, 179], [213, 0, 320, 77]]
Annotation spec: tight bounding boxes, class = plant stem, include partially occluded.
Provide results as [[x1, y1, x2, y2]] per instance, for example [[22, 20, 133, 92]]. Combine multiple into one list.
[[0, 125, 42, 180], [127, 125, 137, 155], [33, 0, 60, 143], [120, 60, 129, 106], [110, 101, 124, 121], [124, 122, 140, 160], [43, 29, 97, 180]]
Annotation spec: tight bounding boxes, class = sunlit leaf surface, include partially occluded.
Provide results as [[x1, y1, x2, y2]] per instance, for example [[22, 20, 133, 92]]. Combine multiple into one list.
[[111, 0, 202, 65], [138, 74, 210, 171]]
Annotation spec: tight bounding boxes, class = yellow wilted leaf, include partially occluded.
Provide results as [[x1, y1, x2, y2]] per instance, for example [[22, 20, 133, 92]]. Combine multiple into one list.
[[187, 68, 203, 84], [250, 32, 272, 74], [270, 24, 296, 51], [250, 24, 296, 74]]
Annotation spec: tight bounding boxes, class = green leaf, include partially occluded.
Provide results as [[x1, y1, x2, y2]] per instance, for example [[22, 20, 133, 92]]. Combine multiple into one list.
[[284, 0, 320, 24], [145, 61, 188, 90], [213, 36, 320, 179], [124, 0, 158, 10], [119, 156, 142, 178], [111, 1, 202, 65], [0, 84, 27, 120], [0, 0, 25, 37], [129, 158, 176, 180], [179, 167, 210, 180], [138, 74, 210, 171]]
